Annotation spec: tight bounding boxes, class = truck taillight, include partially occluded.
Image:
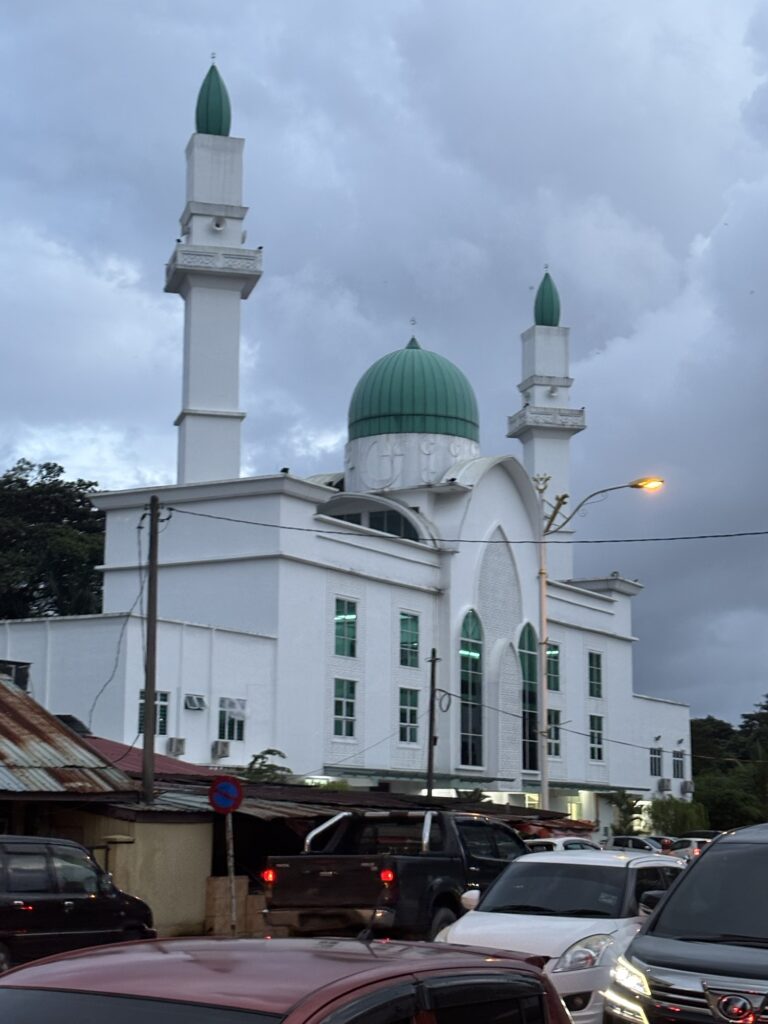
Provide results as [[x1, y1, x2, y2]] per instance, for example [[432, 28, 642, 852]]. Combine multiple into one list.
[[380, 868, 396, 884], [261, 868, 276, 885]]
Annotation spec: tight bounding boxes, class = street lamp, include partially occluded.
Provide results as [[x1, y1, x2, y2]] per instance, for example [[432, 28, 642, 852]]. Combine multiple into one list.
[[532, 474, 664, 811]]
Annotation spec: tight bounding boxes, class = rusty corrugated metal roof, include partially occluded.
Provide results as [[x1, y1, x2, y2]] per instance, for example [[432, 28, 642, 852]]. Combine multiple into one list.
[[0, 678, 138, 795]]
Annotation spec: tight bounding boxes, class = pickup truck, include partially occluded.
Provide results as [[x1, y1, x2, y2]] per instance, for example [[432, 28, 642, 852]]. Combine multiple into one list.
[[261, 808, 528, 940]]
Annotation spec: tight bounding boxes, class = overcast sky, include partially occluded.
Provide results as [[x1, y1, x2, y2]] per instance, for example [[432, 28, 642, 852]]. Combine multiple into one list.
[[2, 1, 767, 724]]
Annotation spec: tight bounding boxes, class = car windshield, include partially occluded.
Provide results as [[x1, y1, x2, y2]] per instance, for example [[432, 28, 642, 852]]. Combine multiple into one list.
[[0, 989, 283, 1024], [479, 861, 626, 918], [650, 842, 768, 946]]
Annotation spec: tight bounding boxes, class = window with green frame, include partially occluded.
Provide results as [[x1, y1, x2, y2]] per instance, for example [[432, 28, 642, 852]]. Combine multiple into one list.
[[547, 642, 560, 691], [519, 623, 538, 771], [547, 708, 561, 757], [589, 714, 603, 760], [459, 611, 483, 766], [588, 651, 602, 697], [399, 688, 418, 743], [138, 690, 169, 736], [399, 612, 419, 667], [333, 678, 356, 737], [334, 598, 357, 657]]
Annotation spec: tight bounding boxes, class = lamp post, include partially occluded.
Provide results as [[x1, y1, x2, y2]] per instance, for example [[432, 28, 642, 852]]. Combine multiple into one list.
[[532, 475, 664, 811]]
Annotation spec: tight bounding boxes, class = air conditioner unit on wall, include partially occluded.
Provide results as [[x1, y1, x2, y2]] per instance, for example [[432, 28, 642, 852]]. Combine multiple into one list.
[[657, 777, 672, 792], [211, 739, 230, 760], [184, 694, 207, 711], [681, 780, 695, 795], [166, 737, 186, 757]]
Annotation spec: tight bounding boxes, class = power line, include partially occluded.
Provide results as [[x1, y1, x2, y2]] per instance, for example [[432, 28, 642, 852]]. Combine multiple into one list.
[[166, 505, 767, 546]]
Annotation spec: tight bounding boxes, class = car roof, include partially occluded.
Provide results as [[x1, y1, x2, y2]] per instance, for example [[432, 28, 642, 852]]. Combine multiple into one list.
[[516, 850, 681, 868], [0, 938, 545, 1013], [714, 824, 768, 843], [0, 835, 84, 848]]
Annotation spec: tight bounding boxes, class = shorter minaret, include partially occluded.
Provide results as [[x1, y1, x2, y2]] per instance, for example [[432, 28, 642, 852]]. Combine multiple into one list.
[[165, 64, 263, 484], [507, 270, 586, 508]]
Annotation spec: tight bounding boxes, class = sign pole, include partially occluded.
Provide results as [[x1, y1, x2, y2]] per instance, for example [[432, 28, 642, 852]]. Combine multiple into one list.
[[226, 811, 237, 936], [207, 776, 245, 938]]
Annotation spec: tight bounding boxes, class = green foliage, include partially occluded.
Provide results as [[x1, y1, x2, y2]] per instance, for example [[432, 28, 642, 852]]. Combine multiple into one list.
[[0, 460, 104, 618], [691, 696, 768, 830], [648, 797, 708, 836], [606, 789, 645, 833], [243, 748, 293, 783]]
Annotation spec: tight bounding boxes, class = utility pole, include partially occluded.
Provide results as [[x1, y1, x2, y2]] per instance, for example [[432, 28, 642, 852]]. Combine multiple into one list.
[[142, 495, 160, 805], [426, 648, 439, 797]]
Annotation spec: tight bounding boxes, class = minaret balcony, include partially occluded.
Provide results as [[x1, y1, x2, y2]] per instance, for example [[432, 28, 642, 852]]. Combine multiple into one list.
[[507, 405, 586, 440], [165, 243, 263, 297]]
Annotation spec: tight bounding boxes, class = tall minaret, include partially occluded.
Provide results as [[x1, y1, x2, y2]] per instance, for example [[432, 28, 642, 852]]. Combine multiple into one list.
[[507, 272, 586, 569], [165, 64, 262, 484]]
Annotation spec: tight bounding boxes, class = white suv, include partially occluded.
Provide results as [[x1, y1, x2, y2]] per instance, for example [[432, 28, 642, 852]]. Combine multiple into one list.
[[603, 835, 662, 853]]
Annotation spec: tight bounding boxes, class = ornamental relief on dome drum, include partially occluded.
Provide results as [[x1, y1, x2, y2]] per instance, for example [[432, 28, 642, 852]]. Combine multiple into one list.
[[357, 437, 404, 490]]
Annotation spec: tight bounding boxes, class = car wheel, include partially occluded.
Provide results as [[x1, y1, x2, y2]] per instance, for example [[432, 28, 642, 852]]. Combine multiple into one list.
[[0, 944, 11, 973], [428, 906, 457, 940]]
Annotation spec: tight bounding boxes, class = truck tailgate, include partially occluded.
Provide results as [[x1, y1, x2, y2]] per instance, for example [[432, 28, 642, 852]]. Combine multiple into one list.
[[267, 855, 386, 909]]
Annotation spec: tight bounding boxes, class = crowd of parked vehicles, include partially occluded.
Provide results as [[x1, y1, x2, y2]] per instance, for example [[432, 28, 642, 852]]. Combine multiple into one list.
[[2, 820, 763, 1024]]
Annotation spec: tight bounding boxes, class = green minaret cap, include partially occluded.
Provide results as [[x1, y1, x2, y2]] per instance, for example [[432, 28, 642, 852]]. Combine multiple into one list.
[[534, 271, 561, 327], [196, 64, 231, 136]]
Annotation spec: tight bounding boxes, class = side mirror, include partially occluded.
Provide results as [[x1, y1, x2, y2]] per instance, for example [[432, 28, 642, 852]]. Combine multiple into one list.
[[638, 889, 663, 916], [460, 889, 481, 912], [98, 872, 115, 895]]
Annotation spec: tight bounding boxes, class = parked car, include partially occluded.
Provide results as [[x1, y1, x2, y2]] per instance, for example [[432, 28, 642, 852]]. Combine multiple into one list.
[[605, 824, 768, 1024], [262, 809, 529, 940], [0, 935, 576, 1024], [664, 836, 711, 861], [0, 835, 155, 973], [434, 850, 685, 1024], [603, 835, 662, 852], [526, 837, 602, 853]]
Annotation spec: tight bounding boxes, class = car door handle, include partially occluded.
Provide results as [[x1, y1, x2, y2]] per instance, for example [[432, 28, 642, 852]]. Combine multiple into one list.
[[468, 866, 480, 873], [63, 901, 74, 912]]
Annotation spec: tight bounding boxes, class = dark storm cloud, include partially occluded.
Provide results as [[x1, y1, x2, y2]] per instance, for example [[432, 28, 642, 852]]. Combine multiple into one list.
[[1, 0, 766, 720]]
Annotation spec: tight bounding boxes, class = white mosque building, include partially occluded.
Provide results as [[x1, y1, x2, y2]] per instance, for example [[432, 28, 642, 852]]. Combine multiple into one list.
[[0, 66, 691, 829]]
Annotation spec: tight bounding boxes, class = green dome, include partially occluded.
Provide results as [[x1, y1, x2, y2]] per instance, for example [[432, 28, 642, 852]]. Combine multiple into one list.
[[196, 65, 231, 136], [348, 338, 479, 442], [534, 271, 561, 327]]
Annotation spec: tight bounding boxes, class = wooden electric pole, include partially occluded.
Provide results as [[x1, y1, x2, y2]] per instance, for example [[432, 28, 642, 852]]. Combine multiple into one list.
[[142, 495, 160, 805]]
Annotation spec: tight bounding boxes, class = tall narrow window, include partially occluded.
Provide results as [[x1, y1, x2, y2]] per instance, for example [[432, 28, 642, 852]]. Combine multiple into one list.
[[460, 611, 483, 766], [519, 623, 538, 771], [672, 749, 684, 779], [399, 688, 419, 743], [650, 747, 662, 777], [547, 708, 561, 757], [588, 651, 602, 697], [589, 715, 604, 760], [138, 690, 169, 736], [333, 679, 356, 737], [218, 698, 245, 741], [334, 598, 357, 657], [399, 613, 419, 667], [547, 642, 560, 691]]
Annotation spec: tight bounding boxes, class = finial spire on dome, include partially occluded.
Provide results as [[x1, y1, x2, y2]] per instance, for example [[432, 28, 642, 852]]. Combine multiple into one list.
[[534, 268, 561, 327], [406, 337, 421, 349], [196, 63, 231, 136]]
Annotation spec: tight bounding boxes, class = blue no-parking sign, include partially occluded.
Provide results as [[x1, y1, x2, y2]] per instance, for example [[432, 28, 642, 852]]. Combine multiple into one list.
[[208, 775, 244, 814]]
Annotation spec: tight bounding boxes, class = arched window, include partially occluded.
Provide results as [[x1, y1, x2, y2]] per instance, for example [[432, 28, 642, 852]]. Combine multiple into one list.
[[519, 623, 538, 771], [460, 611, 483, 766]]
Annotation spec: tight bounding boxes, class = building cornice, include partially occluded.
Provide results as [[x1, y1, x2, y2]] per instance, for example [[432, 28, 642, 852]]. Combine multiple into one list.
[[95, 474, 337, 511], [507, 405, 586, 439]]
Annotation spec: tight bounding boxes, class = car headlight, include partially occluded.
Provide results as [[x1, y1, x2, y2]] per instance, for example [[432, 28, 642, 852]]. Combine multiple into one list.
[[553, 933, 614, 972], [611, 955, 651, 996]]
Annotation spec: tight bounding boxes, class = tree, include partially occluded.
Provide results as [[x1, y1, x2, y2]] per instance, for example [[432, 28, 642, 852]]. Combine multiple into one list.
[[693, 767, 763, 830], [0, 460, 104, 618], [690, 716, 739, 775], [649, 797, 709, 836], [606, 789, 645, 834], [243, 748, 293, 784]]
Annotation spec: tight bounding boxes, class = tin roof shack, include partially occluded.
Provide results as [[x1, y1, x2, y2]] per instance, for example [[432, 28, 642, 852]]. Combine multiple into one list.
[[0, 677, 214, 937]]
